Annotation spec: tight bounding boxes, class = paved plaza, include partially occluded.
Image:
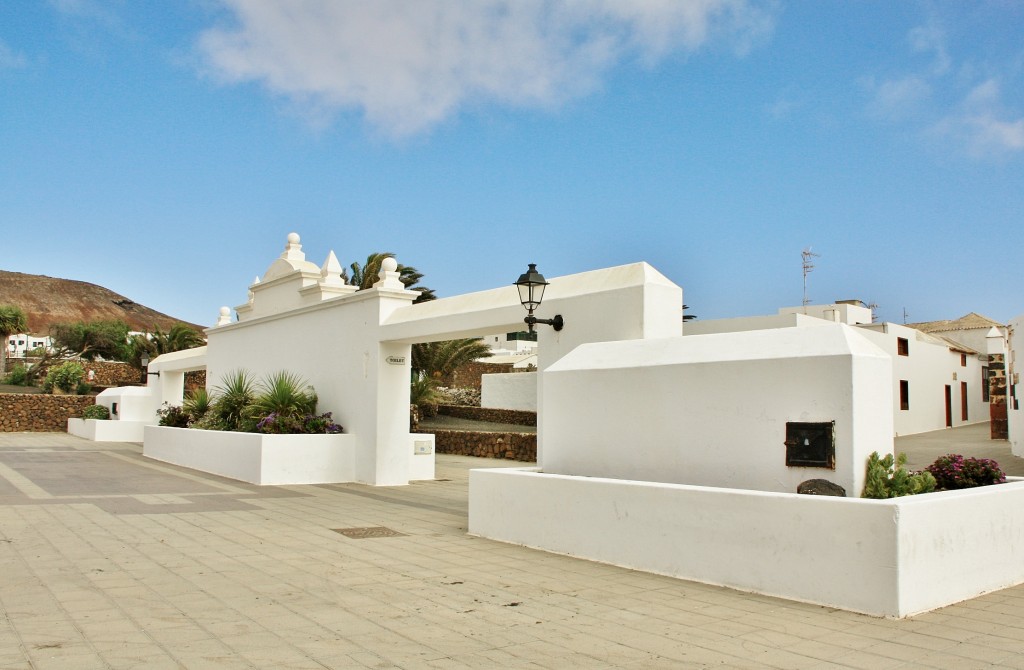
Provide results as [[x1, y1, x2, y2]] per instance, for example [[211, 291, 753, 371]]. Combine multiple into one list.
[[1, 424, 1024, 669]]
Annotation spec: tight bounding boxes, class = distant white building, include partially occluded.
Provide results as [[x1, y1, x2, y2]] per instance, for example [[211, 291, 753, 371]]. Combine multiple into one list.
[[686, 303, 1007, 437], [6, 333, 51, 359], [480, 330, 537, 369]]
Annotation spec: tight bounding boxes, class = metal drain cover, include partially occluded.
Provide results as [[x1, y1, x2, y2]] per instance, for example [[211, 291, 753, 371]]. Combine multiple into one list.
[[332, 526, 406, 539]]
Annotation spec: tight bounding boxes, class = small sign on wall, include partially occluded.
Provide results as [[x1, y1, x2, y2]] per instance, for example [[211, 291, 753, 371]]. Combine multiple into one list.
[[386, 356, 406, 366]]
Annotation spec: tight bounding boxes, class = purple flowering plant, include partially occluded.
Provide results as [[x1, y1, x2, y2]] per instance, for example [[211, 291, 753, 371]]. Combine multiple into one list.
[[255, 411, 343, 435], [925, 453, 1006, 490]]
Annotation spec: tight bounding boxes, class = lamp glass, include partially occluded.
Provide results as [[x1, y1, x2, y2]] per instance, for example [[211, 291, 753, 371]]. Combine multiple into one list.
[[514, 263, 548, 312]]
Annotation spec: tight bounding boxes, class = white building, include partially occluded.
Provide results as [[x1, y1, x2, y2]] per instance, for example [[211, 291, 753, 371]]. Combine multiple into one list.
[[686, 303, 1005, 437], [479, 330, 537, 369], [6, 333, 51, 359]]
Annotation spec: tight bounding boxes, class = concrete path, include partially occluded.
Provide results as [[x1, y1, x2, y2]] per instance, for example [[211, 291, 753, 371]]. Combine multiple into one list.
[[0, 425, 1023, 668]]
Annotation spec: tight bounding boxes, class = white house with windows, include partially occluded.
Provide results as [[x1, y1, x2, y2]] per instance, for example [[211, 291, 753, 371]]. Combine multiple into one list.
[[6, 333, 51, 359], [685, 303, 1005, 437]]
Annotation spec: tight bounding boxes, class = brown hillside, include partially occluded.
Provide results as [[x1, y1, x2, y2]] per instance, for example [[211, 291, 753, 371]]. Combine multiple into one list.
[[0, 270, 202, 335]]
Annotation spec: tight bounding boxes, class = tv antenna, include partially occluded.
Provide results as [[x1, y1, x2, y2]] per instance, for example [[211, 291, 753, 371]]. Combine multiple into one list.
[[801, 247, 820, 307]]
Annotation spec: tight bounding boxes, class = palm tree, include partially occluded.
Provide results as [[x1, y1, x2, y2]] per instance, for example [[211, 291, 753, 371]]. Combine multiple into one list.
[[412, 338, 494, 380], [348, 252, 436, 303], [157, 323, 206, 353], [0, 305, 28, 376], [127, 323, 205, 368]]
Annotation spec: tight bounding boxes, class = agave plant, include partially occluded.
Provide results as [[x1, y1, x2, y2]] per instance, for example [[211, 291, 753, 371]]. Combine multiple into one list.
[[211, 370, 258, 431], [182, 387, 211, 424], [251, 371, 317, 420]]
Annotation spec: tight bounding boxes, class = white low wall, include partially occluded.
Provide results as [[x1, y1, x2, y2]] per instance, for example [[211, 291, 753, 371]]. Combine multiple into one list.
[[144, 426, 357, 485], [68, 418, 148, 442], [469, 468, 1024, 618], [481, 372, 537, 411]]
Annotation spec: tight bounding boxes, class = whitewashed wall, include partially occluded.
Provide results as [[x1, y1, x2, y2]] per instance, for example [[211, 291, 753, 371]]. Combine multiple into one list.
[[481, 372, 537, 411], [1010, 314, 1023, 457], [203, 235, 684, 485], [856, 324, 988, 436], [541, 324, 892, 496], [470, 469, 1024, 617], [689, 312, 990, 437], [682, 313, 825, 335]]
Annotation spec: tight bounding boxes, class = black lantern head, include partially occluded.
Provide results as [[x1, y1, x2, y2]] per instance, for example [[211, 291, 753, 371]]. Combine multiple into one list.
[[515, 263, 548, 312], [513, 263, 563, 333]]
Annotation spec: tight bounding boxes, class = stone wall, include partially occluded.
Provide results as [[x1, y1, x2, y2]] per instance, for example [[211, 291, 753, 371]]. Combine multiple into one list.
[[423, 429, 536, 461], [437, 361, 515, 390], [0, 393, 95, 432], [438, 404, 537, 426], [81, 361, 141, 387]]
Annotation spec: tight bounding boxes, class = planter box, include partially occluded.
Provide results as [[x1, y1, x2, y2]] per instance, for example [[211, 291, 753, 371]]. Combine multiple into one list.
[[68, 417, 149, 442], [470, 468, 1024, 618], [144, 425, 356, 485]]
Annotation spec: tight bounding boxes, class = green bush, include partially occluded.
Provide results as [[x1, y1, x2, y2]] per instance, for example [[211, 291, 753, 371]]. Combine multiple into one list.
[[411, 376, 440, 415], [82, 404, 110, 420], [862, 451, 936, 498], [45, 361, 85, 393], [166, 370, 342, 434], [182, 388, 211, 423], [156, 403, 191, 428], [1, 364, 29, 386]]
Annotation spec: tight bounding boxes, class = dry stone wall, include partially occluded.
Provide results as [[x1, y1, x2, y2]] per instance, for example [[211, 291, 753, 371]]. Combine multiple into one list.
[[0, 393, 94, 432], [423, 429, 536, 462], [437, 405, 536, 427], [437, 361, 516, 390]]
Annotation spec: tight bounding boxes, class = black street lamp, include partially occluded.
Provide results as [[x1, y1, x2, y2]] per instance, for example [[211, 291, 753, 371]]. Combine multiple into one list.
[[515, 264, 564, 333], [139, 352, 160, 383]]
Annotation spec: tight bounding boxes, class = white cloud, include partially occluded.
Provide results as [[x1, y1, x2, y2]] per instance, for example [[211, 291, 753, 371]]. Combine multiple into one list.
[[0, 40, 27, 69], [933, 79, 1024, 156], [908, 18, 950, 75], [863, 75, 931, 121], [865, 17, 1024, 159], [198, 0, 775, 138]]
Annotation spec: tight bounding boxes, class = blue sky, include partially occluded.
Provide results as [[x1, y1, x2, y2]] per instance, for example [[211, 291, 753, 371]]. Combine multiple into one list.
[[2, 1, 1022, 329]]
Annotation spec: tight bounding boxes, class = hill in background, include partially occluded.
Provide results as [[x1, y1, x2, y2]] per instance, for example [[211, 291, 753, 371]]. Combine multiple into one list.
[[0, 270, 203, 335]]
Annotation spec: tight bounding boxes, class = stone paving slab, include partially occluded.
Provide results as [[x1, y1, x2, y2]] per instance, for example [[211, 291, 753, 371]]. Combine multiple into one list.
[[0, 425, 1022, 668]]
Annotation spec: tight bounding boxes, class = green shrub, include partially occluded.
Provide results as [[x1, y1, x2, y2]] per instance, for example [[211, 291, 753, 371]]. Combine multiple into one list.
[[45, 361, 85, 393], [211, 370, 259, 431], [1, 364, 29, 386], [182, 388, 211, 423], [163, 370, 344, 434], [411, 376, 440, 415], [250, 371, 317, 420], [82, 404, 110, 420], [156, 403, 191, 428], [862, 451, 936, 498]]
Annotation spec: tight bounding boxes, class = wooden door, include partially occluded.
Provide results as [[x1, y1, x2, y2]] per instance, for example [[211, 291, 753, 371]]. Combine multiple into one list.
[[945, 385, 953, 427]]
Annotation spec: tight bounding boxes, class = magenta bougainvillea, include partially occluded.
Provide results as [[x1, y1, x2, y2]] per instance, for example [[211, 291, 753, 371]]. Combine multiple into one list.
[[925, 454, 1006, 490]]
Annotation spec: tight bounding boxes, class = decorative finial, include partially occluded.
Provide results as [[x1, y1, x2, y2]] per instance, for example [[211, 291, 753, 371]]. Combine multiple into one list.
[[215, 306, 232, 326], [374, 256, 405, 290]]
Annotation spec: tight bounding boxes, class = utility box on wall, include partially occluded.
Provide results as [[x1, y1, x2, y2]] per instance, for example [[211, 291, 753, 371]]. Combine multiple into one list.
[[785, 421, 836, 469]]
